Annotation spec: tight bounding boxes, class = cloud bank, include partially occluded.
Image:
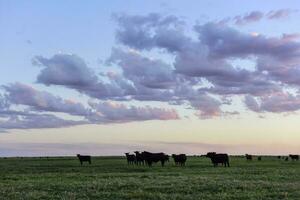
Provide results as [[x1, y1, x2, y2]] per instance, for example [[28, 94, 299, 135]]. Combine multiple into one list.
[[1, 10, 300, 132]]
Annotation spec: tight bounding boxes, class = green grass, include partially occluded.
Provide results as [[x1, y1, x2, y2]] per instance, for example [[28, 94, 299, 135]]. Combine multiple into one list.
[[0, 156, 299, 199]]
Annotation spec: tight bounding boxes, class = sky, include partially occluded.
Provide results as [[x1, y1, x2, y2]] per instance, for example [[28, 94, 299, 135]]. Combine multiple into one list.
[[0, 0, 300, 156]]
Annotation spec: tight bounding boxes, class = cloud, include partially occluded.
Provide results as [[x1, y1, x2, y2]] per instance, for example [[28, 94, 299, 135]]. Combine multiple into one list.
[[34, 54, 136, 100], [219, 9, 297, 26], [0, 82, 180, 131], [190, 93, 223, 119], [245, 92, 300, 113], [3, 82, 90, 116], [113, 13, 190, 52], [234, 11, 264, 25], [88, 101, 179, 123], [107, 48, 176, 89], [0, 114, 87, 130], [195, 23, 300, 60], [267, 9, 297, 20], [18, 11, 299, 128], [244, 95, 261, 112], [34, 54, 98, 87]]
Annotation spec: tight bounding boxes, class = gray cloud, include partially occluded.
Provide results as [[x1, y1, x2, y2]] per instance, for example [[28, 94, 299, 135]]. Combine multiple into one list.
[[267, 9, 297, 20], [34, 54, 98, 87], [0, 113, 87, 131], [34, 54, 136, 100], [234, 11, 264, 25], [245, 92, 300, 113], [88, 101, 179, 123], [107, 48, 176, 89], [3, 82, 90, 116], [219, 9, 297, 26], [113, 13, 189, 52], [22, 12, 300, 126], [0, 82, 180, 131], [195, 23, 300, 60]]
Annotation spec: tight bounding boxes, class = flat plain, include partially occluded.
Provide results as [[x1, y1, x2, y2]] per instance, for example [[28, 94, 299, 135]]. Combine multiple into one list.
[[0, 156, 299, 200]]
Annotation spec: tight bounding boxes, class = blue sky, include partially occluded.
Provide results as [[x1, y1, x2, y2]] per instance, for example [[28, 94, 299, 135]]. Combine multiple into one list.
[[1, 1, 300, 156]]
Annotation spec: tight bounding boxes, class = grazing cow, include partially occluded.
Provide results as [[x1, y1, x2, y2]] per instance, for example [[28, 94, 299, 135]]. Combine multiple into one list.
[[77, 154, 91, 165], [257, 156, 262, 161], [245, 154, 253, 161], [125, 153, 136, 165], [134, 151, 144, 165], [277, 156, 281, 159], [206, 152, 230, 167], [142, 151, 168, 167], [289, 154, 299, 161], [172, 154, 187, 166]]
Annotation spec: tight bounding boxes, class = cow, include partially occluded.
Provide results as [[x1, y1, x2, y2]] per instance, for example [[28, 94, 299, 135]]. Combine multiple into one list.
[[172, 154, 187, 166], [206, 152, 230, 167], [257, 156, 262, 161], [77, 154, 91, 165], [125, 153, 136, 165], [245, 154, 253, 161], [164, 154, 170, 162], [277, 156, 281, 159], [142, 151, 168, 167], [134, 151, 144, 165], [289, 154, 299, 161]]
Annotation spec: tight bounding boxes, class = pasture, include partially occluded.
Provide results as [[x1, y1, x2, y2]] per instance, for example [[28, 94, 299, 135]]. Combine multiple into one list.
[[0, 156, 299, 200]]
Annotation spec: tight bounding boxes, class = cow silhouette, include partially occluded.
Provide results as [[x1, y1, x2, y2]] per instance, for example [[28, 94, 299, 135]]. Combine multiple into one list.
[[77, 154, 91, 165], [134, 151, 144, 165], [142, 151, 168, 167], [257, 156, 262, 161], [206, 152, 230, 167], [245, 154, 253, 160], [289, 154, 299, 161], [172, 154, 187, 166], [125, 153, 136, 165]]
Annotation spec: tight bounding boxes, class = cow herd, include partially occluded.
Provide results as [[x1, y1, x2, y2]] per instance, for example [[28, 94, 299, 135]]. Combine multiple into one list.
[[125, 151, 187, 167], [244, 154, 299, 161], [75, 152, 299, 167]]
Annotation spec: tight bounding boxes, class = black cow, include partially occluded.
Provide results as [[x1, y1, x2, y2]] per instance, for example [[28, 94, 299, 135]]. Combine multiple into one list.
[[257, 156, 262, 161], [172, 154, 187, 166], [77, 154, 91, 165], [134, 151, 144, 165], [206, 152, 230, 167], [245, 154, 253, 160], [289, 154, 299, 161], [125, 153, 136, 165], [164, 154, 170, 162], [277, 156, 281, 159], [142, 151, 168, 167]]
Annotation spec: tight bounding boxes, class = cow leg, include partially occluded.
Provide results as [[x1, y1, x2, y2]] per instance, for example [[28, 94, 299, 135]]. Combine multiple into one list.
[[161, 160, 165, 167]]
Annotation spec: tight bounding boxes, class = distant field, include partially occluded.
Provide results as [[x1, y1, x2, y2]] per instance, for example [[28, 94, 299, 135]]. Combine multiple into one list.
[[0, 156, 299, 200]]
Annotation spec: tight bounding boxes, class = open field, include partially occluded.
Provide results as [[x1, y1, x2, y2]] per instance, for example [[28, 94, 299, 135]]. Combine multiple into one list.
[[0, 156, 299, 200]]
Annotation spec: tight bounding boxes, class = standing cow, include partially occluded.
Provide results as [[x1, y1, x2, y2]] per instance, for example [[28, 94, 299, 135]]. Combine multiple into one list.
[[142, 151, 168, 167], [206, 152, 230, 167], [172, 154, 187, 166], [289, 154, 299, 161], [77, 154, 91, 165], [134, 151, 144, 165], [245, 154, 253, 161], [125, 153, 136, 165]]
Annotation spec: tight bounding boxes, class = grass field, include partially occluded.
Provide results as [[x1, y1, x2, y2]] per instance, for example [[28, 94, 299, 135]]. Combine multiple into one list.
[[0, 156, 299, 200]]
